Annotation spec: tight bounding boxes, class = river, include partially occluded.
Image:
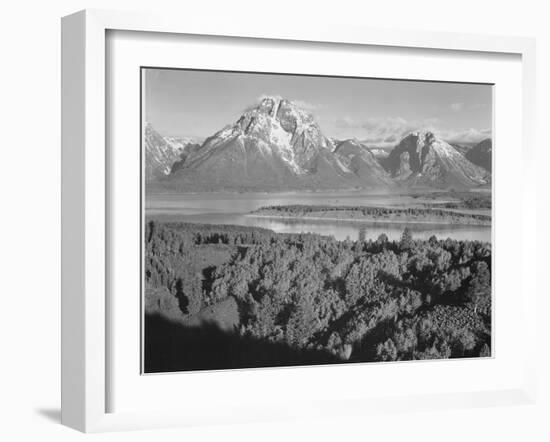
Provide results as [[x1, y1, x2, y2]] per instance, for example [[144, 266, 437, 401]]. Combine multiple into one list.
[[146, 190, 491, 242]]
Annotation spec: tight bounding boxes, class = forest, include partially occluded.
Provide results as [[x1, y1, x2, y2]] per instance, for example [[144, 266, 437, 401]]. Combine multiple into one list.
[[144, 220, 491, 372], [412, 190, 492, 210], [250, 204, 491, 225]]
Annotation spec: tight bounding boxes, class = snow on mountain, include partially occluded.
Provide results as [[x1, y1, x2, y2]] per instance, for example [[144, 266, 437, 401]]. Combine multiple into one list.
[[449, 143, 471, 157], [144, 124, 203, 181], [164, 136, 202, 151], [332, 139, 394, 187], [368, 147, 392, 160], [166, 97, 391, 192], [384, 131, 490, 188], [144, 123, 184, 180], [147, 101, 490, 192]]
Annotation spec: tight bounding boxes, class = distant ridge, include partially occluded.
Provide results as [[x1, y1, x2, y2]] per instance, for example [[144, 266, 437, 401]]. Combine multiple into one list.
[[466, 138, 492, 172], [144, 123, 183, 180], [144, 123, 201, 181], [383, 131, 490, 188]]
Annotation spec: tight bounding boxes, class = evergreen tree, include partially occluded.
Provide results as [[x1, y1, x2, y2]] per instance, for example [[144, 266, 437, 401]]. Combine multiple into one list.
[[400, 227, 413, 251]]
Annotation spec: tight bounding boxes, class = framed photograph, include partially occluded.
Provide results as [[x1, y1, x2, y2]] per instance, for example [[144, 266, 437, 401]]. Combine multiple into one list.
[[61, 9, 537, 432]]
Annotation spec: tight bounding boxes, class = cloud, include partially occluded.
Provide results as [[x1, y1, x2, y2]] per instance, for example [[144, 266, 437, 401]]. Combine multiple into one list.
[[333, 116, 491, 147], [451, 102, 488, 112], [443, 128, 492, 144], [470, 103, 487, 110], [451, 102, 465, 111], [334, 116, 440, 147], [291, 99, 321, 112]]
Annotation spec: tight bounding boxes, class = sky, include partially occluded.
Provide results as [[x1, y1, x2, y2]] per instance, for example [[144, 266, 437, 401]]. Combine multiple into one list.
[[144, 68, 493, 146]]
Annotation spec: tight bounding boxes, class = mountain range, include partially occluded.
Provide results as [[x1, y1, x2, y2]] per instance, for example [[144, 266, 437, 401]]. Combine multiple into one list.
[[383, 132, 490, 187], [145, 97, 492, 191], [144, 123, 201, 180], [466, 138, 492, 172]]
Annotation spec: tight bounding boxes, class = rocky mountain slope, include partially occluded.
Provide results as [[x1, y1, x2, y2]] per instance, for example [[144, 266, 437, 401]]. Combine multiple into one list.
[[368, 147, 392, 160], [144, 123, 184, 180], [332, 139, 394, 187], [384, 131, 490, 188], [145, 101, 492, 191], [466, 138, 492, 172], [164, 135, 200, 151], [144, 123, 203, 181], [449, 143, 471, 157], [163, 97, 392, 191]]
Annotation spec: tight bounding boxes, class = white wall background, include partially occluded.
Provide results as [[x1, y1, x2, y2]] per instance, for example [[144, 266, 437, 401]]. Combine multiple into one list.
[[0, 1, 547, 440]]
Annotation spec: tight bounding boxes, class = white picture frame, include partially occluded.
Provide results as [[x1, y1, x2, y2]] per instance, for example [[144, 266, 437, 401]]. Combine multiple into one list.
[[61, 9, 537, 433]]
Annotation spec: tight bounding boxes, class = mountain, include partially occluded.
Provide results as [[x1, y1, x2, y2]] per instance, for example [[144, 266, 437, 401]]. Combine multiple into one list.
[[367, 147, 392, 160], [170, 143, 201, 174], [384, 131, 490, 188], [466, 138, 492, 172], [144, 123, 184, 180], [164, 97, 391, 192], [164, 135, 201, 151], [332, 139, 393, 187], [144, 124, 203, 181], [449, 143, 471, 156]]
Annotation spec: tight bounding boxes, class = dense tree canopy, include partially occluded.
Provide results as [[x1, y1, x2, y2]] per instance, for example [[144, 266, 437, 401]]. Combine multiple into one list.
[[145, 220, 492, 367], [252, 204, 491, 225]]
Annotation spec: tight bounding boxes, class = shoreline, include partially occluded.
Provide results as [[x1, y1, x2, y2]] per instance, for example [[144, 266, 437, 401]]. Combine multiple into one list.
[[246, 213, 491, 227]]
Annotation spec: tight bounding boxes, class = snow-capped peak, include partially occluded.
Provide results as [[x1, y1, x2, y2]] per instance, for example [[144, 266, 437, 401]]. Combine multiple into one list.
[[144, 122, 186, 179], [404, 131, 458, 160], [386, 130, 490, 186], [188, 97, 337, 176]]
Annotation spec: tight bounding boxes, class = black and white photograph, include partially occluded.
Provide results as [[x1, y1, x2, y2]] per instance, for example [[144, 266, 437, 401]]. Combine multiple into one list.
[[142, 68, 493, 373], [3, 0, 548, 438]]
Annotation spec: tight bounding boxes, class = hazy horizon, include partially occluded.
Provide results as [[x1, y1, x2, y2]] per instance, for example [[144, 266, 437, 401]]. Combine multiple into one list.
[[144, 68, 493, 147]]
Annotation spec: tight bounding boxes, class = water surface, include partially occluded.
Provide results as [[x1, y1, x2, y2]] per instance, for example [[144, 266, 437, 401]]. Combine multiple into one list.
[[146, 191, 491, 242]]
